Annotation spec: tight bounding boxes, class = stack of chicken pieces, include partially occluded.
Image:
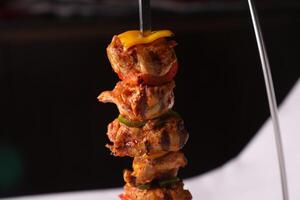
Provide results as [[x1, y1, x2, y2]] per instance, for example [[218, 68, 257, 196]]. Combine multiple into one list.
[[98, 30, 192, 200]]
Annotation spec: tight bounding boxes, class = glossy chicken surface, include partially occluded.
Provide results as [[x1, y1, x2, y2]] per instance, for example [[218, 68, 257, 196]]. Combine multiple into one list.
[[98, 80, 175, 121], [106, 114, 189, 157], [124, 181, 192, 200], [107, 36, 177, 79], [124, 152, 187, 185], [99, 30, 191, 200]]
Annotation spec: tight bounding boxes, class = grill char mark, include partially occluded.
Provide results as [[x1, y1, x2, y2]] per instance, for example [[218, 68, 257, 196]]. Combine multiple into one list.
[[145, 140, 152, 154], [161, 130, 170, 151], [178, 120, 189, 149]]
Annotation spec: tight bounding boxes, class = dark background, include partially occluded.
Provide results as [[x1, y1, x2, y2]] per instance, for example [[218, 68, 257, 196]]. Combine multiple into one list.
[[0, 0, 300, 198]]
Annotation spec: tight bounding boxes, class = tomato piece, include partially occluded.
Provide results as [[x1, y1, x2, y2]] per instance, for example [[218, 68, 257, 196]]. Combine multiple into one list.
[[141, 61, 178, 86], [119, 194, 131, 200], [117, 72, 125, 80]]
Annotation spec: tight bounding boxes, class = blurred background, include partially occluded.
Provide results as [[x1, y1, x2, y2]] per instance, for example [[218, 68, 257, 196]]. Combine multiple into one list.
[[0, 0, 300, 198]]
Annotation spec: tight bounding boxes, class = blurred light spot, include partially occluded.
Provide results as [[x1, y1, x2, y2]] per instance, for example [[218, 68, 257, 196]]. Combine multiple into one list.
[[0, 145, 22, 192]]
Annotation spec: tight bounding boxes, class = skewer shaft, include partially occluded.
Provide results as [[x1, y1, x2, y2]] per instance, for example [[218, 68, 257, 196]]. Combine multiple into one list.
[[139, 0, 152, 35], [248, 1, 289, 200]]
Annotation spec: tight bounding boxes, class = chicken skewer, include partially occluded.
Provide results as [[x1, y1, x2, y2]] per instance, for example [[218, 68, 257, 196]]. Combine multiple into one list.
[[99, 2, 191, 194], [98, 2, 192, 199], [99, 30, 192, 200]]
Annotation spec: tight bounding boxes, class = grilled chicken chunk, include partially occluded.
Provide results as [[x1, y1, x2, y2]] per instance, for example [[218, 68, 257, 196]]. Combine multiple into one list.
[[123, 181, 192, 200], [106, 114, 189, 157], [98, 80, 175, 121], [107, 36, 177, 80], [124, 152, 187, 185]]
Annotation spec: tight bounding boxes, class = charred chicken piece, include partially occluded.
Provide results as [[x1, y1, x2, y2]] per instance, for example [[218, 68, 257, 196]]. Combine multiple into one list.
[[98, 80, 175, 121], [106, 113, 189, 157], [107, 36, 178, 85], [122, 181, 192, 200], [124, 151, 187, 185]]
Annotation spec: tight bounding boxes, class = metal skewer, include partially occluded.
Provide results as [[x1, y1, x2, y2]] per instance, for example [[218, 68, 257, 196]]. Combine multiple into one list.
[[247, 1, 289, 200], [139, 0, 152, 35]]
